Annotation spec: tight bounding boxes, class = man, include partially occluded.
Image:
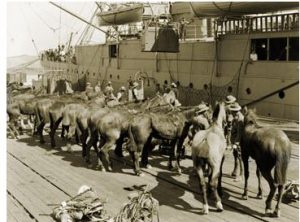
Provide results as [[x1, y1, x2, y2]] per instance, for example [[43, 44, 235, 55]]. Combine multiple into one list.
[[85, 82, 93, 93], [228, 102, 244, 181], [116, 86, 127, 102], [179, 17, 189, 41], [224, 95, 237, 148], [131, 82, 139, 102], [104, 81, 116, 101], [94, 81, 102, 93], [170, 82, 179, 99]]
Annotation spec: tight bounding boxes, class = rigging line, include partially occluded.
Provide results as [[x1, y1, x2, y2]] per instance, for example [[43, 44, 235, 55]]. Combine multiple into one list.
[[28, 3, 59, 32], [19, 6, 39, 57], [59, 2, 61, 45]]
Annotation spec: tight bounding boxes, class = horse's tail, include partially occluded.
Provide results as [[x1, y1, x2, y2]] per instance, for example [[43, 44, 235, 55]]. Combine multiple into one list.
[[275, 141, 292, 185], [128, 124, 138, 152]]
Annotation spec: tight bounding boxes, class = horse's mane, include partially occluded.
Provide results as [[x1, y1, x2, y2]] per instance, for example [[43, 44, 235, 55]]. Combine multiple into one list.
[[212, 103, 220, 121]]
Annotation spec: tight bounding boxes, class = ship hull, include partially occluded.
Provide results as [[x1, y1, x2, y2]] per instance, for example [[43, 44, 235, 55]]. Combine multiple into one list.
[[41, 31, 299, 120]]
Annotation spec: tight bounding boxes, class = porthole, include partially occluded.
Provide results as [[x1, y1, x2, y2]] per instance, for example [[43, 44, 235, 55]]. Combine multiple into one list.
[[110, 74, 112, 79], [246, 88, 251, 95], [164, 80, 168, 85], [93, 72, 96, 76], [117, 75, 120, 79], [176, 80, 180, 86], [189, 83, 193, 88], [228, 86, 233, 93], [278, 90, 285, 99], [203, 84, 208, 90]]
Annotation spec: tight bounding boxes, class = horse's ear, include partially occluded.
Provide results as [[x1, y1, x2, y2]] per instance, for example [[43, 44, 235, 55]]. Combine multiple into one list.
[[242, 106, 248, 115]]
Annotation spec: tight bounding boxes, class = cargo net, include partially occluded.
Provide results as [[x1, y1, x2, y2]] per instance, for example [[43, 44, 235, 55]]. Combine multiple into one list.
[[174, 74, 239, 106]]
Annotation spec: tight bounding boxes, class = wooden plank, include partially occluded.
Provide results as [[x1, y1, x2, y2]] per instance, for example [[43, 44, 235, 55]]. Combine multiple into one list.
[[7, 138, 299, 222], [7, 194, 36, 222]]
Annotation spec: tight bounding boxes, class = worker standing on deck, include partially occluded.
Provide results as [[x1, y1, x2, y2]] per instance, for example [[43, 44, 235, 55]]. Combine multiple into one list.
[[224, 95, 238, 148], [228, 102, 244, 181], [94, 81, 102, 94], [131, 82, 139, 103], [179, 17, 189, 41], [116, 86, 127, 103], [104, 81, 116, 101]]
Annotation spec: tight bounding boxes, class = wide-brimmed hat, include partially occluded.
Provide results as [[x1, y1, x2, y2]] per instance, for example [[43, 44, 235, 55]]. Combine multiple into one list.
[[107, 81, 112, 85], [225, 95, 237, 104], [171, 82, 177, 88], [120, 86, 126, 91], [133, 82, 139, 88], [228, 102, 241, 112], [196, 103, 209, 114]]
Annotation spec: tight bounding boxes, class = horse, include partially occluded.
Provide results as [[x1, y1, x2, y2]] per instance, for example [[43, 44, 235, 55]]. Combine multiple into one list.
[[240, 108, 291, 217], [191, 102, 227, 214], [128, 105, 199, 176]]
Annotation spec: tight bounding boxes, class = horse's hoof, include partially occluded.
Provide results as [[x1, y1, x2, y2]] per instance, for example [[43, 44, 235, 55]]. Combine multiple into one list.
[[202, 204, 209, 215], [256, 193, 263, 199], [242, 194, 248, 200], [265, 208, 273, 217], [177, 167, 182, 175], [107, 166, 113, 172], [216, 201, 223, 212], [146, 164, 152, 169], [136, 171, 144, 177], [273, 209, 280, 218]]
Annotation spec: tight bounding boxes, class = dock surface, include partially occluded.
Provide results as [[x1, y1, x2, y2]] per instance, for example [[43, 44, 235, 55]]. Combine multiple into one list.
[[7, 127, 299, 222]]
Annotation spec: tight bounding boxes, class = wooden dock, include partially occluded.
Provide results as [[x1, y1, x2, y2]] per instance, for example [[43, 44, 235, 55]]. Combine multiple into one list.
[[7, 129, 299, 222]]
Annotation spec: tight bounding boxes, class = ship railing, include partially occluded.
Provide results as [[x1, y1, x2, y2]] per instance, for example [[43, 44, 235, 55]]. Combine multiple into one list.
[[216, 12, 299, 36]]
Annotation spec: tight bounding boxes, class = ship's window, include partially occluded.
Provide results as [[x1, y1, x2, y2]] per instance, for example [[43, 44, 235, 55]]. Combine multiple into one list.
[[269, 38, 287, 61], [278, 90, 285, 99], [109, 45, 117, 58], [189, 83, 193, 88], [109, 74, 112, 79], [227, 86, 233, 93], [176, 81, 180, 86], [164, 80, 168, 85], [289, 37, 299, 61], [251, 39, 267, 60], [203, 84, 208, 90], [246, 88, 251, 95], [93, 72, 95, 76], [117, 75, 120, 79]]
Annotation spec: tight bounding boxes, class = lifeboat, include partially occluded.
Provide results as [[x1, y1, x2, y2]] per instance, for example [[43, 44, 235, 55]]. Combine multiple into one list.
[[97, 4, 144, 26], [171, 2, 299, 19]]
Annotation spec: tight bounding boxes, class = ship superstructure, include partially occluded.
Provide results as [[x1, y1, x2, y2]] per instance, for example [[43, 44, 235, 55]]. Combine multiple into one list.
[[40, 2, 299, 120]]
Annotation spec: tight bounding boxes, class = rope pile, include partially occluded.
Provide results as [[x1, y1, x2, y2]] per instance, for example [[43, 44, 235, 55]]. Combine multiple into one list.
[[52, 186, 159, 222]]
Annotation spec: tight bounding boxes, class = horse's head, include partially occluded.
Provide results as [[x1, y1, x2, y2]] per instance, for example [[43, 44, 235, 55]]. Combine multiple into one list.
[[243, 108, 258, 126], [212, 101, 226, 128]]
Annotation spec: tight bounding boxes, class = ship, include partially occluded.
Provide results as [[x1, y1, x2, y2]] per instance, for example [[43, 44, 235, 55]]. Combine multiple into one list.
[[39, 2, 299, 120]]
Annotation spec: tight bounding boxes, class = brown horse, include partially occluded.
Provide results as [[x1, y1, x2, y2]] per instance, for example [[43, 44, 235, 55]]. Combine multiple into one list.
[[128, 106, 199, 176], [240, 108, 291, 217], [191, 102, 227, 214]]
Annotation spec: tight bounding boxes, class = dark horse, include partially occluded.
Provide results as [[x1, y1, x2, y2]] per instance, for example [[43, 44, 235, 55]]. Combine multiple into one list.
[[191, 102, 227, 214], [241, 108, 291, 217], [128, 105, 199, 175]]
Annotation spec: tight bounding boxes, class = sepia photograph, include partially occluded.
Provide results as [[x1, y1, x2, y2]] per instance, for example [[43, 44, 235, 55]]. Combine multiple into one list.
[[5, 1, 299, 221]]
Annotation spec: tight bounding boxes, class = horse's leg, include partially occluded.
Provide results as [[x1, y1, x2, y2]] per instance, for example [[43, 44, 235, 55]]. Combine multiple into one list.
[[231, 149, 238, 178], [217, 155, 225, 197], [242, 154, 250, 200], [50, 116, 63, 148], [85, 131, 98, 167], [66, 125, 76, 152], [141, 135, 153, 169], [130, 151, 143, 176], [61, 125, 69, 138], [256, 167, 263, 199], [100, 138, 115, 172], [37, 121, 46, 144], [261, 170, 277, 216], [80, 129, 89, 157], [210, 164, 223, 212], [115, 135, 124, 157], [196, 164, 209, 214], [74, 128, 80, 144], [168, 139, 177, 171]]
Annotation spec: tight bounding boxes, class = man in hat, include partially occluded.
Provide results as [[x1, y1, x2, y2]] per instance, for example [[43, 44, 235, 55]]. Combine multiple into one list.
[[94, 81, 102, 94], [228, 102, 244, 181], [104, 81, 116, 101], [131, 82, 139, 103], [116, 86, 127, 103], [85, 82, 93, 94], [224, 94, 238, 148]]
